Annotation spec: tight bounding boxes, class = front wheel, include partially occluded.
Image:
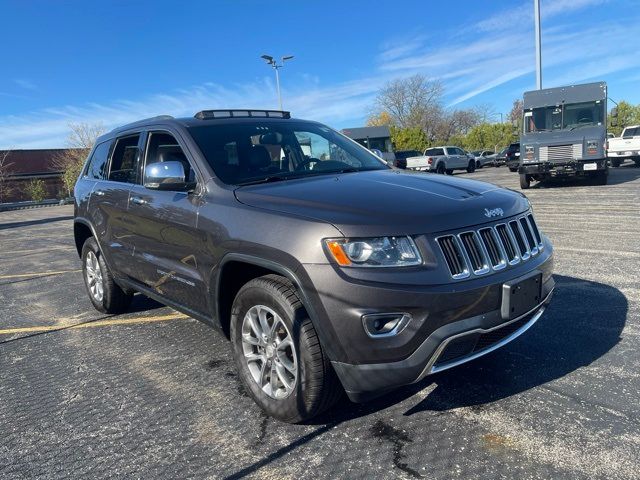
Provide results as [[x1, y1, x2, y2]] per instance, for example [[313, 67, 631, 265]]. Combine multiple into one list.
[[230, 275, 342, 423], [436, 162, 446, 174], [81, 237, 132, 313], [519, 174, 531, 189], [467, 160, 476, 173]]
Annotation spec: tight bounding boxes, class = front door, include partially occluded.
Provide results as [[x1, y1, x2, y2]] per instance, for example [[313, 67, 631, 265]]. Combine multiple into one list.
[[125, 130, 207, 314]]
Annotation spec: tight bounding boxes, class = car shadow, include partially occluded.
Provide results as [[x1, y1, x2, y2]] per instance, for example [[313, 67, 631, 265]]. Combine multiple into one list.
[[309, 274, 626, 424]]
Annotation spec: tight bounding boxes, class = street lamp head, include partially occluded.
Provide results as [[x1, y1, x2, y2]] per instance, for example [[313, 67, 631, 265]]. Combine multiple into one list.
[[282, 55, 294, 62], [261, 54, 274, 64]]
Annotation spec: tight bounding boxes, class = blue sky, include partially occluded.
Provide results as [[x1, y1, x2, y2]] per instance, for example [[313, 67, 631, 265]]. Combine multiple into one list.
[[1, 0, 639, 149]]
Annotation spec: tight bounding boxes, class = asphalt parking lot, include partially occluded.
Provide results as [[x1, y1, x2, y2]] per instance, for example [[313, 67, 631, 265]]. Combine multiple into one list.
[[1, 162, 639, 479]]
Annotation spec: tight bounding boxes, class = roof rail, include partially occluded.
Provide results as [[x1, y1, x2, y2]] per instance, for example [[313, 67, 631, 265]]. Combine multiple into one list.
[[110, 115, 175, 133], [194, 109, 291, 120]]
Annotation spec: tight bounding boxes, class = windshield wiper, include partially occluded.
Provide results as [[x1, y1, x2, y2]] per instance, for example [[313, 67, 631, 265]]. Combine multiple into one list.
[[236, 175, 290, 186]]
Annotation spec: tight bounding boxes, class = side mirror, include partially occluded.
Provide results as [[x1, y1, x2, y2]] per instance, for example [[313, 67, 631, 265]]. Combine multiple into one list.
[[611, 107, 618, 118], [144, 161, 195, 191]]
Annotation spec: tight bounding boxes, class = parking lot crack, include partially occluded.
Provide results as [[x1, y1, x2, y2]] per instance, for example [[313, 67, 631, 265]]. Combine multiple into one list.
[[370, 419, 422, 478]]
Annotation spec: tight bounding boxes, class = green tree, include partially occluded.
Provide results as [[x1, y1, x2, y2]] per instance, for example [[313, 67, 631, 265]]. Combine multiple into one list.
[[609, 101, 640, 136], [390, 126, 429, 152], [464, 123, 516, 152], [25, 178, 47, 202]]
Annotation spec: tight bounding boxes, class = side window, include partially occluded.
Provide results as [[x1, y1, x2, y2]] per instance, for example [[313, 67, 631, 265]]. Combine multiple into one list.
[[433, 148, 444, 156], [145, 132, 195, 182], [109, 135, 141, 183], [84, 141, 111, 180]]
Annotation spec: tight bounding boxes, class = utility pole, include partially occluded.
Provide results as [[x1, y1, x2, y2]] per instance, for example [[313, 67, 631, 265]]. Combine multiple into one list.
[[534, 0, 542, 90], [260, 55, 294, 110]]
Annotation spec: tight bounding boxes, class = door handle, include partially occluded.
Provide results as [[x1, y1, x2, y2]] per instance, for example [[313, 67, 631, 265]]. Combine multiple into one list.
[[131, 196, 148, 205], [94, 189, 105, 197]]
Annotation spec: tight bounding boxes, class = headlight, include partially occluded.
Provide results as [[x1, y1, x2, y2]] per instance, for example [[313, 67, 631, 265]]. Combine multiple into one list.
[[587, 140, 598, 155], [324, 236, 422, 267]]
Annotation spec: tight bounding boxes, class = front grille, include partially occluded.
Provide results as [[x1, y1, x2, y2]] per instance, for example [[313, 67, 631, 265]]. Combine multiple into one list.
[[436, 212, 544, 279], [539, 144, 582, 161]]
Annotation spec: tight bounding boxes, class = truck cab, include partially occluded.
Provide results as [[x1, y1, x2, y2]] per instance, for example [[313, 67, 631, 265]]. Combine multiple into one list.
[[519, 81, 608, 189]]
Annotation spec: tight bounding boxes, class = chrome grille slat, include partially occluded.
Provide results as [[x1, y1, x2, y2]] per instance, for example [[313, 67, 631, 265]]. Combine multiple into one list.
[[436, 212, 544, 279]]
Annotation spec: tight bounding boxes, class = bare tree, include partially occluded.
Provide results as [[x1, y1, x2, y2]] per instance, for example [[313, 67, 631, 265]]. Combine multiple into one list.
[[373, 74, 444, 136], [0, 149, 15, 203], [54, 122, 105, 197], [508, 99, 524, 128]]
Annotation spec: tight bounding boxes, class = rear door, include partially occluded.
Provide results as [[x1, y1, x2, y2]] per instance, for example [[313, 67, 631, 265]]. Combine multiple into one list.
[[125, 130, 207, 314], [91, 133, 143, 272]]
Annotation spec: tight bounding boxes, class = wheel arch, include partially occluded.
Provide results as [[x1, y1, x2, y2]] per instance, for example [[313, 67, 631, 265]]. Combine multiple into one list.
[[214, 254, 317, 340], [73, 218, 97, 257]]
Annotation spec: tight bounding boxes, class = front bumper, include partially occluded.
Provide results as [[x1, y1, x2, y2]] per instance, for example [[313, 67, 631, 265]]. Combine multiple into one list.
[[299, 243, 554, 401], [332, 287, 553, 401], [519, 158, 607, 175]]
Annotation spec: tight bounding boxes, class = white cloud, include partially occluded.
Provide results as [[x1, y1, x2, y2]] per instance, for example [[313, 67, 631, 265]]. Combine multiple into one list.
[[13, 79, 37, 91]]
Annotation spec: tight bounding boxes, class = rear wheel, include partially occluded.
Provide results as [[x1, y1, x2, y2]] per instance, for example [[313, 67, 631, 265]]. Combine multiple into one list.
[[445, 169, 454, 175], [436, 162, 446, 174], [467, 160, 476, 173], [230, 275, 342, 423], [81, 237, 132, 314], [634, 158, 640, 167], [519, 174, 531, 189], [610, 158, 622, 168]]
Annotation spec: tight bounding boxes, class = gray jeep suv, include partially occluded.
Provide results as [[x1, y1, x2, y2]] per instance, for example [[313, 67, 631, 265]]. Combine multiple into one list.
[[74, 110, 554, 422]]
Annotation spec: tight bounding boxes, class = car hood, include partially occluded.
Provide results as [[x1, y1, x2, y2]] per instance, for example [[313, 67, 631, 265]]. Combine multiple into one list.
[[234, 170, 529, 237]]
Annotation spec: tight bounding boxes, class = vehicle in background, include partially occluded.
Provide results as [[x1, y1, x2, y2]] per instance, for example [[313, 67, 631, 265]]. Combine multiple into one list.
[[369, 148, 385, 161], [471, 150, 497, 168], [494, 147, 508, 166], [607, 125, 640, 167], [341, 126, 395, 164], [424, 146, 476, 174], [504, 143, 521, 171], [519, 81, 608, 189], [393, 149, 423, 169]]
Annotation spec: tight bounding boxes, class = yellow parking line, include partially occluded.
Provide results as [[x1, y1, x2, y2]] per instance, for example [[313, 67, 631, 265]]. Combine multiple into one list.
[[0, 269, 81, 280], [0, 313, 189, 335]]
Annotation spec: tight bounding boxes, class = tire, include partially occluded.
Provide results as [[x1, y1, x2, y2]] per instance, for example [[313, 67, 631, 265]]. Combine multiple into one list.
[[634, 158, 640, 167], [509, 167, 518, 172], [476, 160, 482, 169], [519, 174, 531, 189], [436, 162, 446, 174], [467, 160, 476, 173], [610, 158, 622, 168], [81, 237, 132, 314], [230, 274, 342, 423], [445, 169, 454, 175]]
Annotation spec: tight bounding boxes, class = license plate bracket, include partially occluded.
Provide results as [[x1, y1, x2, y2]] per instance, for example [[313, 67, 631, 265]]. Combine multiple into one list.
[[583, 163, 597, 171], [501, 272, 542, 320]]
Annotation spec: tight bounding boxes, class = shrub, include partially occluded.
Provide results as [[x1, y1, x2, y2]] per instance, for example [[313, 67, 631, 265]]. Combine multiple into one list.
[[25, 179, 47, 202]]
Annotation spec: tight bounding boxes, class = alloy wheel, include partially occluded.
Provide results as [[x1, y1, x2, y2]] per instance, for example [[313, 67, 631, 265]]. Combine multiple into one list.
[[85, 251, 104, 302], [241, 305, 297, 399]]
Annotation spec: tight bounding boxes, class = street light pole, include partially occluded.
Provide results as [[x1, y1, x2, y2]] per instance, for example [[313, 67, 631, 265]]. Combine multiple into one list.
[[534, 0, 542, 90], [261, 54, 294, 110]]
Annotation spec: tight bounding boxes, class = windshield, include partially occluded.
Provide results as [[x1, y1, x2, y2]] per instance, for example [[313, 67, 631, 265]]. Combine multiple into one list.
[[524, 100, 605, 133], [188, 121, 388, 185]]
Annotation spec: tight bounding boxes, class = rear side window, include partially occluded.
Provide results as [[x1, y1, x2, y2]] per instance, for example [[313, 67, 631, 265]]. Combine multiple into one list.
[[426, 148, 444, 156], [109, 135, 141, 183], [84, 141, 111, 180]]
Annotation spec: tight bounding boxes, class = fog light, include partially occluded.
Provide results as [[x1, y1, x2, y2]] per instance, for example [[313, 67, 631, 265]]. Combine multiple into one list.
[[362, 313, 411, 338]]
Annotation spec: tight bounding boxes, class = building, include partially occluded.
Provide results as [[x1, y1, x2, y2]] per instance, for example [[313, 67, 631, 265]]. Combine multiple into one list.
[[340, 126, 394, 162], [0, 149, 80, 203]]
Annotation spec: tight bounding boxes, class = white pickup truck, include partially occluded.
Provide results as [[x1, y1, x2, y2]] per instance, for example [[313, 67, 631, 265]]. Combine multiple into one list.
[[607, 125, 640, 167]]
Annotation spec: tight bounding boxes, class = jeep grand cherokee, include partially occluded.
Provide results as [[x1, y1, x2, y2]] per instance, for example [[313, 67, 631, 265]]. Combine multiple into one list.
[[74, 110, 554, 422]]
